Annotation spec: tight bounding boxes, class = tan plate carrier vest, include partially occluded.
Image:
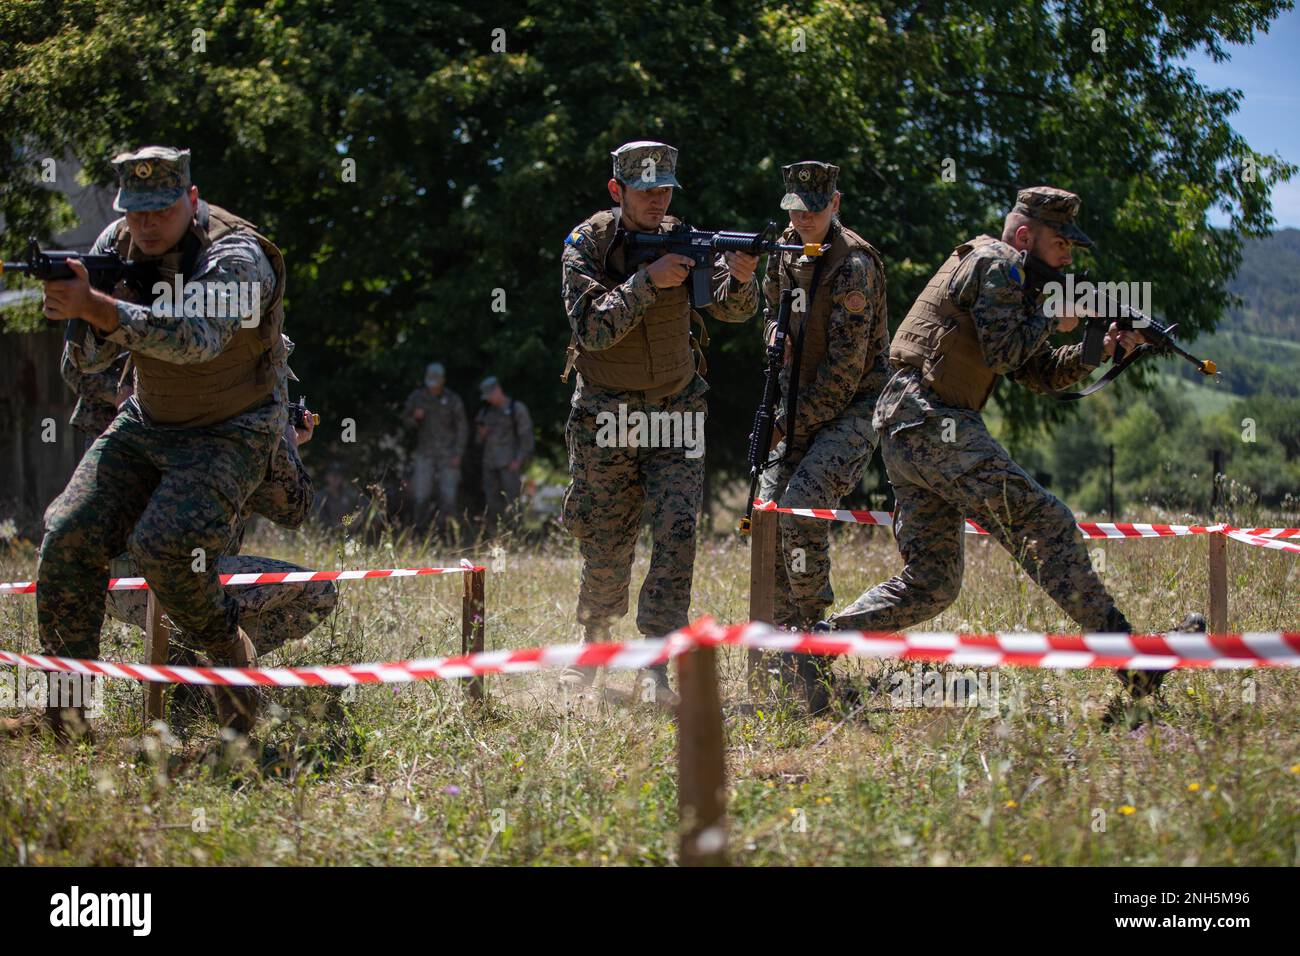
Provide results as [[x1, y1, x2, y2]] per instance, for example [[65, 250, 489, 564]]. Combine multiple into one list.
[[564, 211, 708, 402], [889, 235, 1023, 411], [780, 222, 886, 403], [113, 203, 287, 428]]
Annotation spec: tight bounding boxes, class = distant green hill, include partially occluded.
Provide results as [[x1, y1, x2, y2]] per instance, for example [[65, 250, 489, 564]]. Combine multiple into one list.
[[1169, 228, 1300, 400], [1221, 226, 1300, 343]]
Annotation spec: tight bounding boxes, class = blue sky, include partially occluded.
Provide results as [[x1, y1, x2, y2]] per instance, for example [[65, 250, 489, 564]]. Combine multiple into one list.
[[1180, 4, 1300, 229]]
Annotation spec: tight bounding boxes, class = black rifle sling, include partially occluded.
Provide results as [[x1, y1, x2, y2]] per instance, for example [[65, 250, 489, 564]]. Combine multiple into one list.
[[780, 231, 833, 458], [1051, 341, 1142, 401]]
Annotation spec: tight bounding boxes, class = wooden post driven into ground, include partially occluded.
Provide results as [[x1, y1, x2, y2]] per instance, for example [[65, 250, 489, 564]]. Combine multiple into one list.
[[747, 506, 777, 698], [1208, 534, 1229, 634], [461, 567, 486, 702], [676, 644, 727, 866], [143, 590, 169, 724]]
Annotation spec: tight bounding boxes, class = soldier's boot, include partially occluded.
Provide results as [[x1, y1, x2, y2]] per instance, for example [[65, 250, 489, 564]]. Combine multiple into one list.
[[167, 644, 213, 720], [558, 623, 607, 692], [1102, 611, 1203, 730], [635, 662, 680, 708], [200, 628, 261, 736], [774, 621, 857, 716], [2, 705, 92, 745]]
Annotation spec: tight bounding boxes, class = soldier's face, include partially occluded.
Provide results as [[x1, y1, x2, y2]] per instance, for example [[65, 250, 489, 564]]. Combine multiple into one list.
[[125, 186, 199, 256], [1028, 225, 1074, 269], [608, 180, 672, 231], [788, 192, 840, 242]]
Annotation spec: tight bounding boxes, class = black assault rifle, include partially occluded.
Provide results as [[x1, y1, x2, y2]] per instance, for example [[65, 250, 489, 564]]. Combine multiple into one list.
[[1021, 253, 1217, 400], [739, 288, 794, 534], [623, 221, 824, 308], [1, 236, 153, 346], [289, 395, 320, 431]]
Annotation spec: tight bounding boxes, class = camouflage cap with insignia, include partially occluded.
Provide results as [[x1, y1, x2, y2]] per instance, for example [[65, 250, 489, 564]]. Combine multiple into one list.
[[611, 141, 682, 191], [111, 146, 192, 213], [780, 161, 839, 212], [1013, 185, 1093, 247]]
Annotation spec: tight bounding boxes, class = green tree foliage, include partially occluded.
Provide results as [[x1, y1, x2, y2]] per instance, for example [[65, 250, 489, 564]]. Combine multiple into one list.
[[2, 0, 1293, 479]]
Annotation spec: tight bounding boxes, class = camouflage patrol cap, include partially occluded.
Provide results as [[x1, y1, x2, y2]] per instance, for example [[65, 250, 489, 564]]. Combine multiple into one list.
[[111, 146, 192, 213], [780, 161, 839, 212], [611, 141, 682, 191], [1013, 186, 1093, 247], [479, 375, 499, 398]]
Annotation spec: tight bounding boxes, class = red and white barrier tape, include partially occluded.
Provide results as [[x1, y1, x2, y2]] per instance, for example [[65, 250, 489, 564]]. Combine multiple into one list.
[[0, 634, 687, 687], [3, 618, 1297, 686], [753, 500, 1298, 549], [692, 620, 1300, 671], [1222, 528, 1300, 555], [0, 562, 484, 597]]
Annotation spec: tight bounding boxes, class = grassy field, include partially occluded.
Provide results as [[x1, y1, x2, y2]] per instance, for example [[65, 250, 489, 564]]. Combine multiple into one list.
[[1, 507, 1298, 866]]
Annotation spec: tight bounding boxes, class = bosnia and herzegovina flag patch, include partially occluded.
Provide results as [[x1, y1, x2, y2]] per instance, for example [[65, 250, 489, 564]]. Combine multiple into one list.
[[564, 229, 585, 249], [1007, 261, 1025, 288]]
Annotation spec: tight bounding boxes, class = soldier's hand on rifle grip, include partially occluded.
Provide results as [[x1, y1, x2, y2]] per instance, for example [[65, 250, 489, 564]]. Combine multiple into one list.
[[1104, 323, 1145, 359], [294, 406, 316, 446], [41, 258, 119, 333], [645, 253, 694, 289], [724, 251, 758, 284]]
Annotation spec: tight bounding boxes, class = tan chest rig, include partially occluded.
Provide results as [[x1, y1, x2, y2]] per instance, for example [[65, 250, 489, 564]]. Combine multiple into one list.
[[563, 210, 708, 401], [890, 235, 1030, 411], [112, 201, 287, 428], [779, 222, 886, 399]]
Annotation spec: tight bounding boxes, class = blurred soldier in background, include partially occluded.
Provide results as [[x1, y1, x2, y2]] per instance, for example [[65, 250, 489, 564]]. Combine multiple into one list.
[[475, 375, 534, 534], [313, 461, 360, 531], [402, 361, 467, 535]]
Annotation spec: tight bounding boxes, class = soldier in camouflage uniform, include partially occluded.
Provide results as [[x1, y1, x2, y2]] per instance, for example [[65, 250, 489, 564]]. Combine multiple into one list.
[[559, 141, 760, 701], [402, 362, 467, 534], [756, 162, 890, 714], [474, 375, 534, 533], [109, 390, 335, 658], [25, 146, 288, 739], [61, 345, 130, 447], [819, 187, 1182, 727], [55, 333, 338, 655]]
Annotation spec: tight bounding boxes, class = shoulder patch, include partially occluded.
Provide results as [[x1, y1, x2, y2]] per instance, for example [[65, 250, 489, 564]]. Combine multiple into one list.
[[564, 229, 586, 249], [1006, 262, 1025, 288], [843, 290, 868, 315]]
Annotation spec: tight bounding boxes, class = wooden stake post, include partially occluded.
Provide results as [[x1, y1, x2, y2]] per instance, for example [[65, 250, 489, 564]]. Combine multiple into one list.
[[461, 567, 486, 702], [1208, 534, 1229, 634], [143, 590, 169, 724], [746, 506, 778, 698], [676, 644, 727, 866]]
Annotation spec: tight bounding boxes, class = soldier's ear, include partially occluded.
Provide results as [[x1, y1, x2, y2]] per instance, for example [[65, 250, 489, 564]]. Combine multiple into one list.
[[607, 178, 624, 206]]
